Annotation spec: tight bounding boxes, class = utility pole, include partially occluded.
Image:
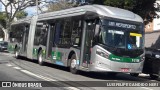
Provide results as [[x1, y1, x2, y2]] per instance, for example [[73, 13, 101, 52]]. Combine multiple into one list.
[[36, 0, 38, 15]]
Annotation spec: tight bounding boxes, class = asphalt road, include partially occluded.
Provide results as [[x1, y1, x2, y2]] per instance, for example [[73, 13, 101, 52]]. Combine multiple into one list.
[[0, 52, 160, 90]]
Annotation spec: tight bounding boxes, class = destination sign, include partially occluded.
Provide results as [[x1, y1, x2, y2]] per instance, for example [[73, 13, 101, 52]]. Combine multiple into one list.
[[108, 21, 137, 30]]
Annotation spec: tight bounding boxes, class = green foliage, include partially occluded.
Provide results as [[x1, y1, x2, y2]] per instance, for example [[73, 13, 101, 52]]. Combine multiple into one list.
[[0, 12, 6, 28], [132, 0, 156, 20], [103, 0, 136, 10], [92, 0, 104, 5], [0, 12, 6, 38], [47, 1, 74, 12], [92, 0, 156, 20], [16, 11, 28, 19]]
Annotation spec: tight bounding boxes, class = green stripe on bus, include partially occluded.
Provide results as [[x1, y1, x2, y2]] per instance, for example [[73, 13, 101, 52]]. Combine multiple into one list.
[[33, 48, 38, 57], [8, 45, 14, 51], [109, 54, 141, 63], [51, 51, 62, 61], [7, 45, 15, 53]]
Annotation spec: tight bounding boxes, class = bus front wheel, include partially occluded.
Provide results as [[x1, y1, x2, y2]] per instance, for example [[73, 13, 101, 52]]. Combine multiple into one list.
[[150, 74, 159, 80], [70, 54, 78, 74], [15, 48, 20, 59], [38, 51, 44, 65], [130, 73, 139, 77]]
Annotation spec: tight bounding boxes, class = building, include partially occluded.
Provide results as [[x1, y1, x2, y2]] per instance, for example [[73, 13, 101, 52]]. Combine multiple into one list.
[[145, 0, 160, 48], [145, 0, 160, 32]]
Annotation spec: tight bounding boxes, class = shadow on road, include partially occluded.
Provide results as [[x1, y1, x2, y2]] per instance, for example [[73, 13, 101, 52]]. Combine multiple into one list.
[[14, 56, 160, 82]]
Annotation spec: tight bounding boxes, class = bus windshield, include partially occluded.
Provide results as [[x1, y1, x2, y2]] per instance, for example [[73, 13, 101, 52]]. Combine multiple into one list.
[[100, 20, 143, 50]]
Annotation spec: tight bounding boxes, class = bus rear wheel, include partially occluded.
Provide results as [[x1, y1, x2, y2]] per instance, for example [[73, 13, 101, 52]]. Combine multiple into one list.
[[70, 54, 78, 74], [130, 73, 139, 77], [38, 51, 44, 65]]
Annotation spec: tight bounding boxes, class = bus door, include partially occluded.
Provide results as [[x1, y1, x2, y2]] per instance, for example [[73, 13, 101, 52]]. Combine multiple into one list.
[[21, 25, 29, 55], [46, 23, 55, 60], [82, 20, 95, 67]]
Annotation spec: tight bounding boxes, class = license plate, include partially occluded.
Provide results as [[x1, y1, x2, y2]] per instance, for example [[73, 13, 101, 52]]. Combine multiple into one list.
[[120, 68, 130, 72]]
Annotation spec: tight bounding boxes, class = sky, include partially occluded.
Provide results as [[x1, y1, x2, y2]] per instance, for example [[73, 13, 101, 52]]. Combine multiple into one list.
[[25, 0, 50, 16], [0, 0, 48, 16], [0, 0, 85, 16], [25, 6, 37, 16]]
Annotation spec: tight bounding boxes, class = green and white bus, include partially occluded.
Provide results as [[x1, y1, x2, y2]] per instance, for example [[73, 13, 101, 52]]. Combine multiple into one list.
[[9, 5, 145, 75]]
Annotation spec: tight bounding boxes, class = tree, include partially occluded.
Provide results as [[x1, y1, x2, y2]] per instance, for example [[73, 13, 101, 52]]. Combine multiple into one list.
[[47, 0, 75, 12], [45, 0, 156, 21], [0, 0, 34, 41], [92, 0, 156, 21], [46, 0, 94, 12], [0, 12, 6, 40], [131, 0, 156, 23], [16, 11, 28, 19]]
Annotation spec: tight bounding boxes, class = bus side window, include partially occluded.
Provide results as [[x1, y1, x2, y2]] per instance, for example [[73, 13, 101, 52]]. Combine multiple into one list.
[[54, 22, 61, 45], [62, 18, 72, 45], [34, 22, 43, 46], [71, 20, 82, 47]]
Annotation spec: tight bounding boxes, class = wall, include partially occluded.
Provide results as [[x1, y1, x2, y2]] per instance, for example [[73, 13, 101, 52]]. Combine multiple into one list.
[[145, 32, 160, 49], [144, 0, 160, 49]]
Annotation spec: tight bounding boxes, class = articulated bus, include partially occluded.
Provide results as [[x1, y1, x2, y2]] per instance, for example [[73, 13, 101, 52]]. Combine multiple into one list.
[[9, 5, 145, 75]]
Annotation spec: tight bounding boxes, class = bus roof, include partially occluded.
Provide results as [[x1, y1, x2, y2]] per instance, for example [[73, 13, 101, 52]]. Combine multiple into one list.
[[38, 4, 143, 22], [11, 16, 32, 25]]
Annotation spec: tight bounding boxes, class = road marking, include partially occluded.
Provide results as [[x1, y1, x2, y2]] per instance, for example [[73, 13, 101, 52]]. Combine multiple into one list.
[[150, 80, 156, 81], [141, 87, 153, 90], [21, 70, 80, 90], [13, 67, 21, 70], [1, 52, 14, 56], [6, 64, 12, 67], [139, 74, 149, 76], [21, 70, 56, 81]]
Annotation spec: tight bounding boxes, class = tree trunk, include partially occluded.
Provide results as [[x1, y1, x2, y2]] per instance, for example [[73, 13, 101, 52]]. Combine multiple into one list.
[[3, 21, 11, 42], [0, 26, 8, 41], [2, 22, 11, 41], [4, 29, 9, 41]]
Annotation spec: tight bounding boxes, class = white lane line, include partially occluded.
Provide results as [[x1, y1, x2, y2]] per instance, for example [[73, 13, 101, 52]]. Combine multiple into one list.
[[6, 64, 12, 67], [141, 87, 153, 90], [150, 80, 156, 81], [139, 74, 149, 76], [21, 70, 80, 90], [13, 67, 21, 70], [21, 70, 56, 81]]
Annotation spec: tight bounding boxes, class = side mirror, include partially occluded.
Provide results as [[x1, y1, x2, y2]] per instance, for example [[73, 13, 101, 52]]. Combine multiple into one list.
[[95, 24, 100, 36], [93, 24, 100, 43]]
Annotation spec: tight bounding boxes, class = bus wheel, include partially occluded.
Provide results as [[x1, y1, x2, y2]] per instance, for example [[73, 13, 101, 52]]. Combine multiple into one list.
[[150, 74, 159, 80], [130, 73, 139, 77], [70, 54, 78, 74], [15, 48, 19, 59], [107, 72, 118, 76], [38, 51, 44, 65]]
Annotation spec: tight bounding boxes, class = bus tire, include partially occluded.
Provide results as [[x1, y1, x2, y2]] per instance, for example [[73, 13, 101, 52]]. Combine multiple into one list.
[[150, 74, 159, 80], [130, 73, 139, 77], [70, 54, 78, 74], [107, 72, 118, 76], [15, 48, 20, 59], [38, 51, 44, 65]]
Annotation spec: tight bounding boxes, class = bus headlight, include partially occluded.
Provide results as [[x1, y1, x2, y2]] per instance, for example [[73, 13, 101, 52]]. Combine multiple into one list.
[[96, 49, 109, 59], [155, 55, 160, 59]]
